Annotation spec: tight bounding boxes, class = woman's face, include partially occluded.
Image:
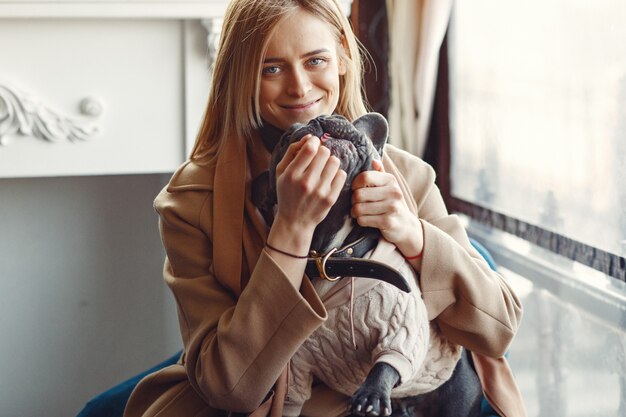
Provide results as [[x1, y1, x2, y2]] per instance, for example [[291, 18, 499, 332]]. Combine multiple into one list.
[[259, 9, 346, 131]]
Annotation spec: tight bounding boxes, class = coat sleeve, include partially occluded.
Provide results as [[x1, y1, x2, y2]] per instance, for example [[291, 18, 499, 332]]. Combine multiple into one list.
[[386, 146, 522, 358], [154, 187, 326, 412]]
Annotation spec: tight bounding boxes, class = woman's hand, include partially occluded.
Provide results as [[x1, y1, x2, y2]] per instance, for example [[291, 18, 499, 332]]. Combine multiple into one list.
[[351, 159, 424, 258], [268, 134, 347, 256]]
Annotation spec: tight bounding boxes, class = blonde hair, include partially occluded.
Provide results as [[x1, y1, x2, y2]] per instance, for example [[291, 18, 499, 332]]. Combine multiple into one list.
[[190, 0, 369, 161]]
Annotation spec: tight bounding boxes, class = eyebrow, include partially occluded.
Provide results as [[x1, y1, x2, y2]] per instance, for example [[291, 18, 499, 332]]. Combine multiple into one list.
[[263, 48, 331, 64]]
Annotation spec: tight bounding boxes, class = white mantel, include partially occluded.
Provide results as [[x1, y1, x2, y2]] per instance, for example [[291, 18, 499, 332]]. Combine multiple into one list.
[[0, 2, 227, 18], [0, 0, 352, 178], [0, 0, 352, 18]]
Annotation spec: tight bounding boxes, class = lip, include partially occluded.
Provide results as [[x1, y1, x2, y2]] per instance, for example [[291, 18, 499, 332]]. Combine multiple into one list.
[[280, 98, 322, 111]]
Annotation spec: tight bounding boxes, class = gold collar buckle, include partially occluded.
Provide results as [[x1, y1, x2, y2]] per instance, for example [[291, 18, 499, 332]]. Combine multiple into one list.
[[310, 247, 341, 282]]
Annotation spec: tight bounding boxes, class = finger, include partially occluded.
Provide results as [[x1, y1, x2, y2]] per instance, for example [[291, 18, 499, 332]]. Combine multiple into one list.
[[352, 200, 388, 218], [317, 155, 341, 189], [351, 170, 389, 190], [372, 158, 385, 173], [277, 134, 311, 168], [302, 143, 333, 183], [279, 135, 320, 178], [327, 169, 347, 203], [355, 178, 405, 208], [354, 213, 387, 230], [352, 184, 388, 205], [290, 135, 322, 171], [351, 171, 370, 190]]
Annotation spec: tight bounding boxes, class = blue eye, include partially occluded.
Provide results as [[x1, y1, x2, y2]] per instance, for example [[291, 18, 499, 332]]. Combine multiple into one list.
[[262, 66, 281, 75], [309, 57, 325, 66]]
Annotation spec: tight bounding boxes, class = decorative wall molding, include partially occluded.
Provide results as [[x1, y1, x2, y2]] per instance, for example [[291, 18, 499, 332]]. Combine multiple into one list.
[[0, 1, 349, 19], [0, 2, 229, 19], [0, 83, 101, 146]]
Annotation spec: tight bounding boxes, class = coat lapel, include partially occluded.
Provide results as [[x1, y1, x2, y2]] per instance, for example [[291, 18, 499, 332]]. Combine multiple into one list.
[[213, 136, 247, 296]]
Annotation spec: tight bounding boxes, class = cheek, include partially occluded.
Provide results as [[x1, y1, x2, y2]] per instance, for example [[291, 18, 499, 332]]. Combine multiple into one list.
[[328, 76, 342, 110], [326, 69, 341, 93], [318, 70, 341, 103], [259, 82, 279, 109]]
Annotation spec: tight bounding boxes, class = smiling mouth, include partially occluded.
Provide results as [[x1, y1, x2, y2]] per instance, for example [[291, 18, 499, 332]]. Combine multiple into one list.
[[281, 98, 322, 110]]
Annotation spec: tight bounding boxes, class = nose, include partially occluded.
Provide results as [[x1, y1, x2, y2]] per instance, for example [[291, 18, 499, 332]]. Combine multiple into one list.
[[286, 67, 312, 98]]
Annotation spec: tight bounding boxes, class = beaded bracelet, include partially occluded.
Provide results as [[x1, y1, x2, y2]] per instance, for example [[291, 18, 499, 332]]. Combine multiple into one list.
[[266, 242, 308, 259]]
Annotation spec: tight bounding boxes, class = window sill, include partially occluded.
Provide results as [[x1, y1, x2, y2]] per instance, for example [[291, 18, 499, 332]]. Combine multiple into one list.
[[464, 216, 626, 330]]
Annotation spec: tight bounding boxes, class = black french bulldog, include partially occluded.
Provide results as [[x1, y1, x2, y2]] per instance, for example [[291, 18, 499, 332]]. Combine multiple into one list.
[[261, 112, 387, 254], [255, 113, 482, 417]]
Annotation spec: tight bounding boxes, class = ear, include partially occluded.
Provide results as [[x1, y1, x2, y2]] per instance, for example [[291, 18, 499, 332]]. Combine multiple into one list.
[[337, 37, 348, 76], [353, 112, 388, 157], [338, 57, 347, 76]]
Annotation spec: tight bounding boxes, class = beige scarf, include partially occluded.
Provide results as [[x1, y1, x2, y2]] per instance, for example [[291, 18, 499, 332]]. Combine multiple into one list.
[[212, 133, 287, 416]]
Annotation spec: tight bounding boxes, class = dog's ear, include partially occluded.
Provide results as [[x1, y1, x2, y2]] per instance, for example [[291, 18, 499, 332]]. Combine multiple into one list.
[[353, 112, 388, 157]]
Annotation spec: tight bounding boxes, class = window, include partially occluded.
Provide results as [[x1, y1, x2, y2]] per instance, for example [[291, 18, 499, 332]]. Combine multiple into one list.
[[448, 0, 626, 279], [447, 2, 626, 415]]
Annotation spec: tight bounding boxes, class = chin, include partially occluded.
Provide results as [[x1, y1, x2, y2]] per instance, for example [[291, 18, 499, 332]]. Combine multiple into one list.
[[289, 109, 331, 125]]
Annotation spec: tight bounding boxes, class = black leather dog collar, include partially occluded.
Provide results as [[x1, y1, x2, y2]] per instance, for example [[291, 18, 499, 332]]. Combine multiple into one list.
[[305, 236, 412, 293]]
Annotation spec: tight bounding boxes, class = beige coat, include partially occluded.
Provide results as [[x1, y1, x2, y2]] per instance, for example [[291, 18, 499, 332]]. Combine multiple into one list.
[[124, 133, 525, 417]]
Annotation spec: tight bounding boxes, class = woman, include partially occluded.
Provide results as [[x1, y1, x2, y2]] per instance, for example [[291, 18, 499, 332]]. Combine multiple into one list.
[[124, 0, 525, 416]]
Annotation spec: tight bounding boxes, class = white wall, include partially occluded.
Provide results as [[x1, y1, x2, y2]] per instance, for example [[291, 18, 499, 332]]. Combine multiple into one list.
[[0, 174, 182, 417]]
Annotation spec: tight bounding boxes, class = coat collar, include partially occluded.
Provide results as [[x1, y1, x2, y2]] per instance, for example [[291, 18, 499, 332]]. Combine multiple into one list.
[[165, 159, 215, 192], [164, 133, 270, 297]]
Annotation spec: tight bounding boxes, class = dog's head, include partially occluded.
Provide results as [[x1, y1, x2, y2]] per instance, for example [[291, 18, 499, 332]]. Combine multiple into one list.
[[263, 113, 389, 252], [269, 113, 388, 189]]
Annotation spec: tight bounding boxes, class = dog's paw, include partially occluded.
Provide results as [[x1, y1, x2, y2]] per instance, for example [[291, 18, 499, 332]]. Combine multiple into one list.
[[349, 386, 392, 416]]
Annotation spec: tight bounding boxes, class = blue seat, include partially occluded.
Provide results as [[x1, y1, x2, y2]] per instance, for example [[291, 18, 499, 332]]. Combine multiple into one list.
[[76, 352, 181, 417], [76, 238, 501, 417], [470, 238, 497, 272]]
